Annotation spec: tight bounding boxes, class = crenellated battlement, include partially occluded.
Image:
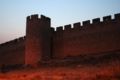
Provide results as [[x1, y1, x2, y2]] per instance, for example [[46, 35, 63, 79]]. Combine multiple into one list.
[[92, 18, 100, 24], [115, 13, 120, 20], [1, 13, 120, 47], [73, 22, 81, 29], [56, 26, 63, 32], [27, 14, 50, 22], [41, 15, 51, 21], [54, 13, 120, 33], [64, 24, 72, 30], [27, 14, 38, 21], [53, 13, 120, 59], [82, 20, 91, 26], [0, 13, 120, 67], [0, 36, 25, 48], [103, 15, 112, 22]]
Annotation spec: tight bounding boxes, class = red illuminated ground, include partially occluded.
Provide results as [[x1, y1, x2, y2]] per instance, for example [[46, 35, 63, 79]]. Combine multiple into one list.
[[0, 60, 120, 80]]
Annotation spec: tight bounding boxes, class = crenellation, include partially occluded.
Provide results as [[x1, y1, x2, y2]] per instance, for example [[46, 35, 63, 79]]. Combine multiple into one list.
[[82, 20, 90, 26], [27, 14, 51, 21], [92, 18, 100, 24], [25, 14, 51, 65], [64, 24, 72, 30], [41, 15, 46, 19], [103, 15, 112, 22], [27, 16, 31, 21], [31, 14, 39, 20], [56, 26, 63, 32], [0, 36, 25, 49], [0, 13, 120, 67], [115, 13, 120, 21], [73, 22, 81, 29], [41, 15, 51, 21]]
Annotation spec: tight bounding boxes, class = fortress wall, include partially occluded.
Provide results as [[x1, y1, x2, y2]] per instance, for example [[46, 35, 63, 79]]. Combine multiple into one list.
[[53, 13, 120, 59], [0, 37, 25, 66], [0, 13, 120, 65], [53, 27, 64, 58]]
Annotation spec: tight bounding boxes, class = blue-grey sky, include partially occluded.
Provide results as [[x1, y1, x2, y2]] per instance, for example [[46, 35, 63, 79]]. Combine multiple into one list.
[[0, 0, 120, 43]]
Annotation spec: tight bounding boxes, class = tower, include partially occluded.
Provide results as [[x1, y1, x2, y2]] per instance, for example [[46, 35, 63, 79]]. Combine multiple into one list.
[[25, 14, 51, 66]]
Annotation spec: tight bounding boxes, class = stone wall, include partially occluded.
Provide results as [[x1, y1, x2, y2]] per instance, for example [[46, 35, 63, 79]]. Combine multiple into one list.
[[0, 13, 120, 66], [53, 13, 120, 59], [25, 14, 52, 65], [0, 37, 25, 66]]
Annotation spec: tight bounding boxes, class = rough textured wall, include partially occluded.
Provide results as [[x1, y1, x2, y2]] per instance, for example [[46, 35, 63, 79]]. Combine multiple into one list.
[[0, 37, 25, 66], [25, 14, 52, 65], [53, 13, 120, 59], [0, 13, 120, 66]]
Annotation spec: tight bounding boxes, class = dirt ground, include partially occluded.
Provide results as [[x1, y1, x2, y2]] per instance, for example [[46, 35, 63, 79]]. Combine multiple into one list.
[[0, 61, 120, 80]]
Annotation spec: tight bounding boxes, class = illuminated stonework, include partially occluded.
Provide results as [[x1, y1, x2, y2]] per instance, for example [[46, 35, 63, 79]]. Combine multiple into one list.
[[0, 13, 120, 67]]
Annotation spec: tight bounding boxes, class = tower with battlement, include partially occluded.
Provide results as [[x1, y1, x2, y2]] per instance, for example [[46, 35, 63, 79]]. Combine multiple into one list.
[[0, 13, 120, 67], [25, 14, 52, 65]]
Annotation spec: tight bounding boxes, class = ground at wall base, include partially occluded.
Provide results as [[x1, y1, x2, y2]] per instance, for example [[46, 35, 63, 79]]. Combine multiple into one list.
[[0, 60, 120, 80]]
